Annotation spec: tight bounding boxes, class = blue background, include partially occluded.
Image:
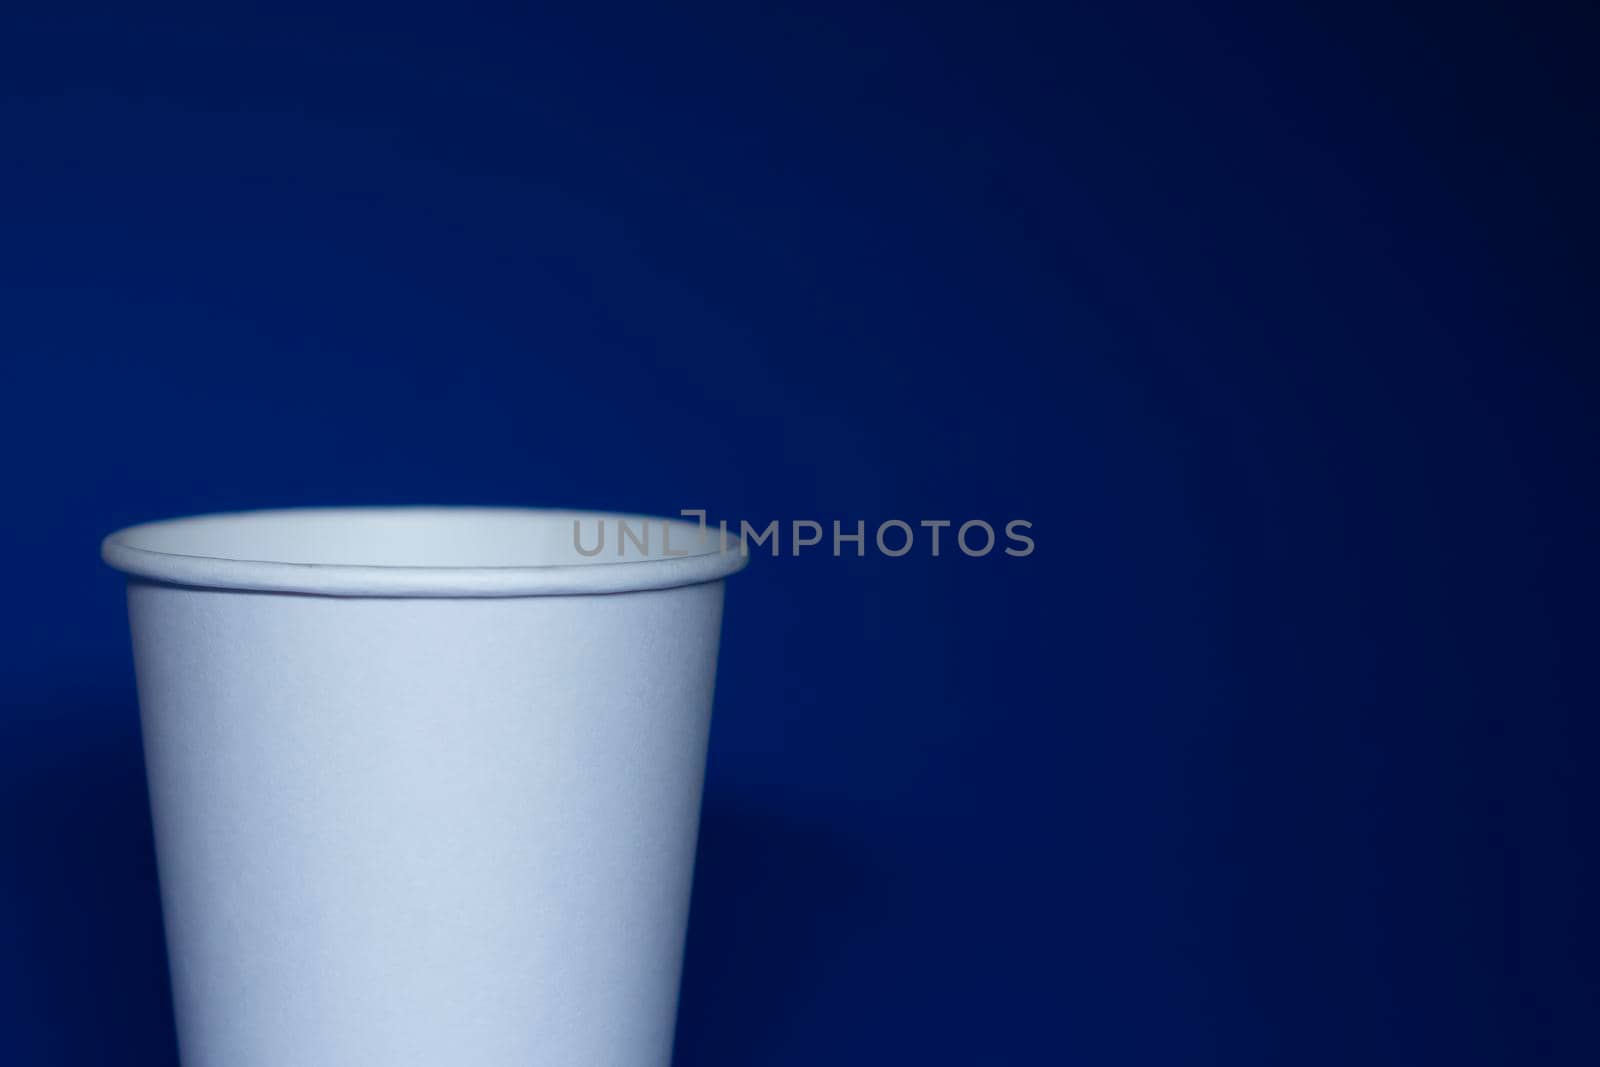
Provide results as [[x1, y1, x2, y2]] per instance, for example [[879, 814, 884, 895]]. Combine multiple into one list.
[[2, 3, 1595, 1063]]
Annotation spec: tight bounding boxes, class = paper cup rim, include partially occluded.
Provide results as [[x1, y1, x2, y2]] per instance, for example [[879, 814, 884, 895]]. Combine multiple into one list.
[[101, 506, 749, 598]]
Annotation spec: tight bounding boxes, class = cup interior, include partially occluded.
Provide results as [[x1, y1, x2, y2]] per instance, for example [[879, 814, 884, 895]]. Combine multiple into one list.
[[112, 508, 721, 568]]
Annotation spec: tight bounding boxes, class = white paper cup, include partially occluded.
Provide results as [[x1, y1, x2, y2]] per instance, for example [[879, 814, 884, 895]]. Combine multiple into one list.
[[102, 507, 746, 1067]]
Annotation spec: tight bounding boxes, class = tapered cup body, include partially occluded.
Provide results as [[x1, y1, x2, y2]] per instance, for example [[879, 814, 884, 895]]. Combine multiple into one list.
[[104, 508, 744, 1067]]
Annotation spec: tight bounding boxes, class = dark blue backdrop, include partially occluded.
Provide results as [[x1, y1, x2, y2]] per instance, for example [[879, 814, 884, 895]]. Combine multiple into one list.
[[2, 3, 1595, 1064]]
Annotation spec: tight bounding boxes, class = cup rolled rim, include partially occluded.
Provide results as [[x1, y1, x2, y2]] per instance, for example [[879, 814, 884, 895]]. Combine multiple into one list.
[[101, 506, 749, 598]]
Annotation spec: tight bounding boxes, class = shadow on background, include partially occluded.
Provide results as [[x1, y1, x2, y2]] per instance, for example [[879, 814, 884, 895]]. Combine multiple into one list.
[[674, 794, 873, 1066], [0, 695, 178, 1065], [1, 698, 866, 1067]]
